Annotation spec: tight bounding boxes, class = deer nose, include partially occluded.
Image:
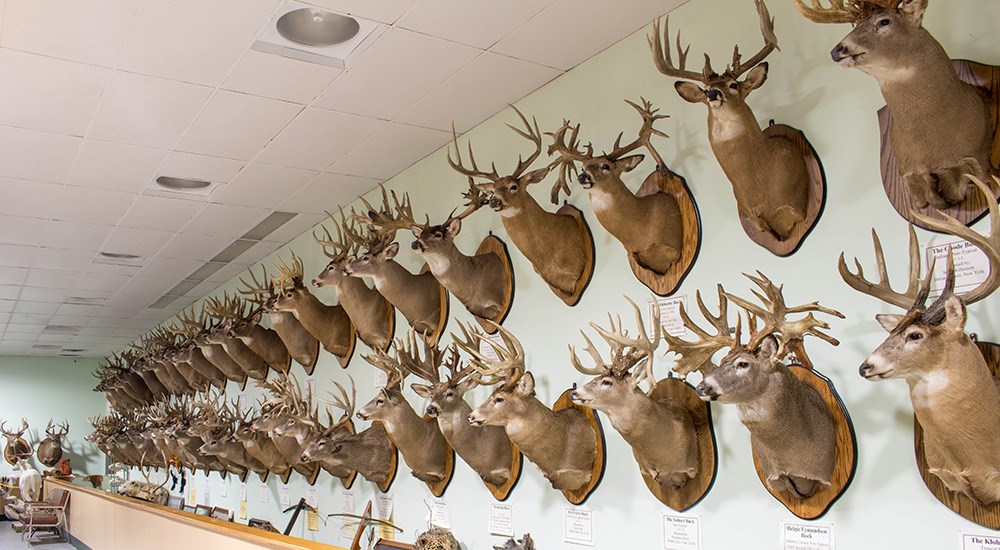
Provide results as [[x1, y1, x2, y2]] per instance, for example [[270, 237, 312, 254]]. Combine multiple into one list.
[[705, 89, 722, 101], [577, 172, 592, 185], [489, 197, 502, 209], [411, 241, 422, 251], [831, 44, 848, 62], [300, 453, 309, 462], [695, 381, 718, 400], [859, 362, 873, 377], [426, 405, 438, 416], [310, 277, 321, 287]]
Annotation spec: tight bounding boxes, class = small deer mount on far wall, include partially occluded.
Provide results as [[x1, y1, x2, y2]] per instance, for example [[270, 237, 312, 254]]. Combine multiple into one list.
[[650, 0, 826, 256], [664, 275, 856, 519], [794, 0, 1000, 229], [36, 419, 69, 468], [547, 99, 701, 295]]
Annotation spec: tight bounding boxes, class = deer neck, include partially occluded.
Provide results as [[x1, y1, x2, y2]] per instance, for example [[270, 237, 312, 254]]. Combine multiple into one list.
[[906, 337, 1000, 423], [879, 52, 968, 115], [380, 402, 436, 451], [422, 243, 472, 282], [735, 366, 806, 438], [586, 177, 638, 219], [285, 294, 346, 350], [601, 392, 664, 441], [501, 397, 557, 452], [499, 194, 545, 221], [707, 103, 764, 146], [435, 399, 475, 441]]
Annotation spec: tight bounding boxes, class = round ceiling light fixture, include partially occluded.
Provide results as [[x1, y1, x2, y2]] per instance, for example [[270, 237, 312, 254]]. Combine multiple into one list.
[[156, 176, 211, 191], [276, 8, 360, 47]]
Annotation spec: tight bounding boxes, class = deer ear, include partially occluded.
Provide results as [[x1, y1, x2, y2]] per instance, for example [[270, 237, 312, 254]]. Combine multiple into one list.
[[619, 155, 644, 173], [410, 384, 433, 399], [875, 313, 904, 332], [525, 167, 549, 184], [515, 372, 535, 395], [455, 378, 476, 395], [446, 217, 462, 236], [743, 63, 768, 92], [758, 334, 780, 361], [942, 295, 967, 332], [382, 242, 399, 260], [899, 0, 927, 25], [674, 81, 706, 103], [410, 225, 422, 239]]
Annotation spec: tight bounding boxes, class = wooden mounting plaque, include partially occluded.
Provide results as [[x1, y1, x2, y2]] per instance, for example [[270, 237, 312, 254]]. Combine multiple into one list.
[[879, 59, 1000, 230], [629, 168, 701, 296], [299, 337, 321, 377], [641, 378, 717, 512], [474, 234, 516, 334], [422, 415, 456, 498], [303, 462, 321, 486], [752, 365, 857, 520], [334, 311, 357, 369], [279, 468, 293, 485], [237, 373, 249, 392], [738, 123, 826, 257], [333, 418, 358, 490], [4, 438, 31, 465], [374, 298, 396, 354], [914, 340, 1000, 529], [552, 389, 606, 505], [483, 442, 523, 502], [418, 264, 450, 347], [256, 471, 269, 483], [547, 204, 596, 307], [375, 420, 399, 494], [238, 469, 250, 483]]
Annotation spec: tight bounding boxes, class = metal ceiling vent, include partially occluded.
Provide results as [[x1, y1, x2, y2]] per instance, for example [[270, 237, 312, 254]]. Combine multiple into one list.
[[252, 2, 384, 69]]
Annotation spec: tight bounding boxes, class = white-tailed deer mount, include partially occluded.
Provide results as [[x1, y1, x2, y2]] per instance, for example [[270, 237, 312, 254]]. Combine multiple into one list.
[[651, 0, 826, 256], [37, 419, 68, 468], [239, 266, 321, 374], [313, 210, 395, 352], [409, 179, 515, 332], [448, 106, 595, 306], [405, 331, 521, 499], [840, 175, 1000, 526], [222, 298, 292, 375], [795, 0, 998, 221], [272, 251, 356, 368], [358, 336, 455, 496], [346, 187, 449, 346], [665, 276, 855, 519], [569, 297, 715, 511], [548, 99, 701, 295], [456, 322, 605, 504], [0, 419, 31, 465]]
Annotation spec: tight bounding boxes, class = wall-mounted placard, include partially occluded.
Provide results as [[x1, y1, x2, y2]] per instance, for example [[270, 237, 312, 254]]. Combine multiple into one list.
[[490, 502, 514, 537], [782, 521, 833, 550], [649, 295, 688, 337], [428, 498, 450, 529], [564, 508, 594, 546], [662, 513, 701, 550], [258, 484, 268, 504], [925, 237, 990, 296], [279, 483, 290, 507], [377, 494, 394, 541], [961, 532, 1000, 550]]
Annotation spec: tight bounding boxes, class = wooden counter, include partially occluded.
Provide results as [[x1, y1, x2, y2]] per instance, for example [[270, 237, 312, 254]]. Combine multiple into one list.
[[43, 478, 345, 550]]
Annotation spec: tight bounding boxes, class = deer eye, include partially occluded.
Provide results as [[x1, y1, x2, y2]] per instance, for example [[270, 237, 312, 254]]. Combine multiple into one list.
[[729, 82, 739, 90], [494, 396, 505, 404], [601, 379, 612, 386], [508, 184, 518, 193], [907, 332, 923, 341], [877, 17, 891, 28], [601, 163, 611, 171], [376, 398, 384, 405], [444, 390, 454, 398], [736, 361, 749, 369]]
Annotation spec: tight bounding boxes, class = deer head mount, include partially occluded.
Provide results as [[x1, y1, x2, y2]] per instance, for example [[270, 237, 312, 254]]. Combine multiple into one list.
[[449, 106, 595, 305], [346, 186, 449, 345], [455, 322, 603, 498], [36, 419, 69, 468], [313, 210, 396, 352], [358, 333, 455, 494], [402, 330, 520, 494], [841, 175, 1000, 508], [651, 0, 825, 255], [569, 297, 707, 506], [1, 418, 32, 465], [794, 0, 994, 211], [547, 99, 700, 293], [664, 275, 849, 507], [239, 265, 320, 372]]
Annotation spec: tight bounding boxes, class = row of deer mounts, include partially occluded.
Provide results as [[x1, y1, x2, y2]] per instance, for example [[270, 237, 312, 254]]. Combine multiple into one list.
[[650, 0, 826, 255], [794, 0, 1000, 229], [841, 175, 1000, 528], [662, 274, 855, 519]]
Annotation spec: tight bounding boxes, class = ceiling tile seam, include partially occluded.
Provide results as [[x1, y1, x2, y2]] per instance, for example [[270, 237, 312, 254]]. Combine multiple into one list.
[[483, 48, 568, 73], [0, 44, 122, 72]]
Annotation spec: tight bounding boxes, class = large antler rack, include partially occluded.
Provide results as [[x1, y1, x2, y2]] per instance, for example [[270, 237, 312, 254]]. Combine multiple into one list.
[[792, 0, 896, 24], [322, 375, 357, 432], [451, 321, 525, 391], [394, 330, 445, 386], [361, 346, 408, 392], [662, 286, 742, 377], [570, 296, 662, 394], [650, 0, 778, 82], [313, 208, 358, 261], [271, 250, 306, 293]]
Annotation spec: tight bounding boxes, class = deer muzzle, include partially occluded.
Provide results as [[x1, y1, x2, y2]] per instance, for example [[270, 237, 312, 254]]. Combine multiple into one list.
[[488, 197, 503, 210], [694, 380, 719, 401], [830, 43, 863, 66], [577, 172, 593, 187], [467, 412, 485, 426], [425, 404, 439, 417], [411, 240, 424, 252]]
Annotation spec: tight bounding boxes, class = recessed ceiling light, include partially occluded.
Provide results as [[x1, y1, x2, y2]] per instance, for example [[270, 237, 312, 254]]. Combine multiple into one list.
[[99, 252, 140, 260], [155, 176, 211, 191], [95, 252, 145, 268], [277, 8, 360, 47]]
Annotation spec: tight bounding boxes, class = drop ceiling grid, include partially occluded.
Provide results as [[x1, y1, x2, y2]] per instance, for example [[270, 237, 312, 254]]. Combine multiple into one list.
[[0, 0, 686, 357]]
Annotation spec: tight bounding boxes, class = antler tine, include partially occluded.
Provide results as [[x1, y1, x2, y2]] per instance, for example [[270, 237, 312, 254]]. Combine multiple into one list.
[[506, 104, 544, 180], [394, 330, 443, 385], [361, 347, 406, 390], [314, 209, 351, 259], [238, 265, 274, 300], [911, 176, 1000, 306], [448, 176, 489, 223], [730, 0, 779, 77], [649, 16, 713, 83], [568, 330, 611, 377], [447, 123, 501, 183], [353, 184, 417, 237], [662, 286, 742, 377], [615, 98, 670, 170], [452, 320, 525, 390], [792, 0, 863, 24], [598, 296, 662, 383], [322, 375, 357, 429], [545, 120, 590, 204], [839, 224, 927, 310]]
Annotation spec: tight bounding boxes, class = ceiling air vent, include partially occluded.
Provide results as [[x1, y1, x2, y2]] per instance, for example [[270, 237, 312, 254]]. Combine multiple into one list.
[[65, 296, 107, 306], [252, 2, 385, 69], [42, 325, 81, 335], [95, 252, 145, 268], [31, 344, 61, 350]]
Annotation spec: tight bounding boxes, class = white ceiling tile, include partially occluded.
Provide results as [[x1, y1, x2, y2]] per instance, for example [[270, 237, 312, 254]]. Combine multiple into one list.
[[182, 203, 270, 237], [0, 49, 112, 136], [177, 91, 302, 160], [206, 261, 252, 283], [120, 0, 281, 86], [397, 52, 561, 132], [261, 212, 324, 244], [88, 72, 212, 148], [12, 301, 58, 315], [0, 216, 49, 246], [56, 304, 103, 317], [158, 152, 247, 186], [240, 240, 284, 263], [9, 312, 50, 325], [398, 0, 551, 50], [222, 49, 342, 105], [1, 0, 142, 67], [16, 287, 66, 303], [2, 324, 42, 335], [137, 257, 203, 281], [25, 268, 79, 289], [68, 140, 169, 193], [211, 163, 317, 208], [156, 233, 231, 261], [314, 28, 479, 120], [0, 244, 35, 268], [0, 300, 14, 313], [0, 126, 82, 182], [119, 195, 206, 232], [119, 275, 183, 296], [107, 292, 160, 309], [184, 280, 220, 299], [133, 307, 171, 321], [278, 172, 379, 214], [73, 272, 133, 292], [51, 186, 136, 225], [304, 0, 419, 24], [256, 108, 385, 170], [47, 314, 93, 327], [492, 0, 682, 70], [0, 286, 20, 300], [330, 122, 449, 179], [40, 221, 113, 251], [101, 227, 173, 257], [0, 266, 28, 285], [0, 178, 62, 219], [32, 248, 97, 272]]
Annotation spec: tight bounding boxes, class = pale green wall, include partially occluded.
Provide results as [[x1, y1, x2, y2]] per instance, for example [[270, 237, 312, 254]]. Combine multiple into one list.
[[145, 0, 1000, 547], [0, 356, 107, 476]]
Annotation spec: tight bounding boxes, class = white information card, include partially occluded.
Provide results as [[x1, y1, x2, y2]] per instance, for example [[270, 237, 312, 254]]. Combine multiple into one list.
[[489, 503, 514, 537], [563, 508, 594, 546], [783, 522, 834, 550], [925, 237, 990, 297], [961, 532, 1000, 550], [650, 295, 688, 337], [662, 513, 701, 550], [428, 498, 450, 529]]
